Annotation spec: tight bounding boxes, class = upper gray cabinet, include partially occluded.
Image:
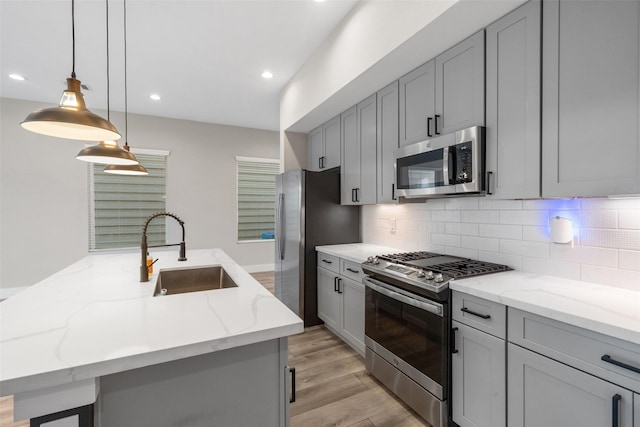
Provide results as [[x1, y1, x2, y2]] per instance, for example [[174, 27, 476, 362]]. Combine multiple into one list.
[[341, 94, 377, 205], [435, 30, 485, 135], [377, 81, 400, 204], [542, 0, 640, 197], [307, 115, 341, 172], [486, 0, 541, 199], [399, 31, 485, 147], [399, 60, 436, 146]]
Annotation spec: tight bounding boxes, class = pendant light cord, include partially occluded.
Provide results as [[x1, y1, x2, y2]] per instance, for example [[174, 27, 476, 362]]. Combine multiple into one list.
[[105, 0, 110, 121], [71, 0, 76, 78]]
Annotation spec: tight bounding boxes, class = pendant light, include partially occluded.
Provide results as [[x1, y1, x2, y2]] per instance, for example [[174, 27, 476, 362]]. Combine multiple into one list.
[[104, 0, 148, 176], [76, 0, 138, 166], [21, 0, 121, 141]]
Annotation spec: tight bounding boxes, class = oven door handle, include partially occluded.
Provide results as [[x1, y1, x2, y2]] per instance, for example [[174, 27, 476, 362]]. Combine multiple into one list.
[[363, 277, 443, 317]]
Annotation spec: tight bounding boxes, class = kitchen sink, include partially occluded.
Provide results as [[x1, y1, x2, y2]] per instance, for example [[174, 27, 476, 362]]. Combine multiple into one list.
[[153, 265, 238, 296]]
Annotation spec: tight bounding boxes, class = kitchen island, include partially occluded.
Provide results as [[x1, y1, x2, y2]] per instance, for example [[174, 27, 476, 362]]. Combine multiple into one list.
[[0, 248, 303, 426]]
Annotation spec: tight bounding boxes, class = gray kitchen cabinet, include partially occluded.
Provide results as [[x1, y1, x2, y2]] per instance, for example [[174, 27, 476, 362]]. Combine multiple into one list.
[[435, 30, 485, 136], [308, 115, 341, 172], [399, 60, 436, 147], [486, 0, 541, 199], [542, 0, 640, 197], [376, 80, 399, 204], [341, 94, 377, 205], [316, 252, 366, 355], [399, 30, 485, 148], [508, 342, 634, 427], [635, 394, 639, 427], [451, 291, 506, 427]]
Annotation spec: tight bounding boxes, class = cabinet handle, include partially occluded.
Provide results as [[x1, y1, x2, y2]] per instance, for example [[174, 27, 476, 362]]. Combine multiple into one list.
[[451, 327, 459, 354], [392, 183, 397, 201], [461, 307, 491, 319], [355, 188, 360, 203], [289, 367, 296, 403], [322, 259, 333, 264], [346, 267, 359, 274], [601, 354, 640, 374], [434, 114, 440, 135], [334, 277, 339, 292], [318, 157, 322, 169], [337, 278, 343, 294], [351, 188, 356, 203], [487, 171, 493, 195], [612, 394, 621, 427], [427, 117, 433, 137]]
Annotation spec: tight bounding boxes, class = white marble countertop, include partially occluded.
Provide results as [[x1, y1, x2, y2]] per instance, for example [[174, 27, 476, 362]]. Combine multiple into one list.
[[451, 271, 640, 346], [0, 249, 303, 396], [315, 243, 402, 264]]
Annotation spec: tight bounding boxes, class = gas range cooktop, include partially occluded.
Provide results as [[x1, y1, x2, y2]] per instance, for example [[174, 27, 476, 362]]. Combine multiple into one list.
[[362, 251, 512, 295]]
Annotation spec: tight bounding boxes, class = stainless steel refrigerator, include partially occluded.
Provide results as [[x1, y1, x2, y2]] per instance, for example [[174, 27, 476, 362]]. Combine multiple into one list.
[[274, 167, 361, 327]]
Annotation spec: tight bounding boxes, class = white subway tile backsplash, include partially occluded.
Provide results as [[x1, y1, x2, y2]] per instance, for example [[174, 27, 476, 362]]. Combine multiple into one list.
[[445, 246, 479, 259], [581, 228, 640, 251], [446, 222, 479, 236], [430, 221, 446, 233], [396, 219, 418, 232], [619, 210, 640, 229], [579, 210, 617, 229], [500, 210, 548, 226], [479, 224, 523, 240], [522, 257, 581, 280], [580, 264, 640, 290], [500, 239, 550, 259], [432, 210, 460, 222], [619, 250, 640, 271], [423, 199, 446, 210], [461, 236, 500, 252], [523, 199, 580, 210], [460, 210, 499, 224], [522, 225, 550, 243], [445, 198, 479, 210], [550, 244, 618, 268], [432, 233, 461, 247], [479, 199, 523, 210], [581, 198, 640, 210]]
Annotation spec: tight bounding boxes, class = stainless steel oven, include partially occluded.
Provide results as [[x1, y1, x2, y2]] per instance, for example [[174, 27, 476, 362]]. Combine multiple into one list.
[[364, 276, 449, 426], [362, 251, 511, 427]]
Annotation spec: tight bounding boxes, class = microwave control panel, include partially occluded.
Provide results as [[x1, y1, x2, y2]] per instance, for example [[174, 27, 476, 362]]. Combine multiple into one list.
[[451, 141, 473, 184]]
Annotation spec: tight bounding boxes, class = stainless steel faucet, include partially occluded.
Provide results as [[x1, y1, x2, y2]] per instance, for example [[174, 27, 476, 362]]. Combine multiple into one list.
[[140, 212, 187, 282]]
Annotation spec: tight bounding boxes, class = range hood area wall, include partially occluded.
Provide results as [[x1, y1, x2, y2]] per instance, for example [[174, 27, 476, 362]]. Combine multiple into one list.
[[362, 199, 640, 291], [0, 97, 280, 294]]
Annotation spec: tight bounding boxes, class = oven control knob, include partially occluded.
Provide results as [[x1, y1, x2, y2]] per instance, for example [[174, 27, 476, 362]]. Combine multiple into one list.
[[416, 270, 426, 278], [425, 271, 434, 280], [434, 273, 444, 283], [367, 256, 374, 264], [372, 257, 380, 265]]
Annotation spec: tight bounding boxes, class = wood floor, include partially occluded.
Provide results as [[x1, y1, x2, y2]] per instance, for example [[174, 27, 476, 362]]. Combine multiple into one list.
[[0, 272, 429, 427]]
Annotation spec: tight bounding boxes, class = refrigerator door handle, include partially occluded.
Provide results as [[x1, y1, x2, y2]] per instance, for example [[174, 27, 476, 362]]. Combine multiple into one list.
[[277, 193, 285, 260]]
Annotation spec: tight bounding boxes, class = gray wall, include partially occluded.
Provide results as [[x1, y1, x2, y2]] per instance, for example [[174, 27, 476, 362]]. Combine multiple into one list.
[[0, 97, 279, 292]]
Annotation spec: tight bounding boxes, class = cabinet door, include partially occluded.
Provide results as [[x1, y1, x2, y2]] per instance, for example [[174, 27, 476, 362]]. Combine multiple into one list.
[[435, 30, 485, 135], [308, 125, 323, 172], [451, 321, 506, 427], [542, 0, 640, 197], [377, 81, 399, 204], [339, 276, 365, 355], [317, 267, 340, 331], [323, 115, 341, 170], [486, 1, 541, 199], [508, 343, 634, 427], [341, 105, 359, 205], [635, 393, 639, 427], [399, 60, 436, 146], [358, 94, 377, 205]]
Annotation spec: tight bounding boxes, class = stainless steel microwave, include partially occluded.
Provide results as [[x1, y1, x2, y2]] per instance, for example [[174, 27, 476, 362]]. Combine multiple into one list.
[[394, 126, 485, 199]]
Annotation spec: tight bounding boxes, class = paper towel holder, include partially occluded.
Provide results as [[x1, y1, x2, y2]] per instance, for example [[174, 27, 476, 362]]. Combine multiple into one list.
[[550, 216, 573, 245]]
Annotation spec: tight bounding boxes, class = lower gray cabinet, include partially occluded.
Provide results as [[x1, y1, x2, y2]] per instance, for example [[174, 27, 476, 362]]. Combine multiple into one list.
[[451, 320, 506, 427], [339, 275, 365, 354], [635, 393, 639, 427], [508, 343, 634, 427], [317, 266, 340, 331]]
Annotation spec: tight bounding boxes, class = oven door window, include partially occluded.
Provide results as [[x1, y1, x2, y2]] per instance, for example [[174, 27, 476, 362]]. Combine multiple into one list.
[[365, 287, 445, 388], [396, 148, 445, 189]]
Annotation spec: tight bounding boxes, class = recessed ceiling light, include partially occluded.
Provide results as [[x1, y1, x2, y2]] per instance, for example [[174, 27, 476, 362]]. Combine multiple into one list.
[[149, 94, 161, 101], [261, 70, 274, 79], [9, 74, 26, 81]]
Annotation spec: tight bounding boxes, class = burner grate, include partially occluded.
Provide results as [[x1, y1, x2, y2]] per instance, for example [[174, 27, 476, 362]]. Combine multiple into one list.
[[430, 259, 512, 278], [379, 251, 442, 263]]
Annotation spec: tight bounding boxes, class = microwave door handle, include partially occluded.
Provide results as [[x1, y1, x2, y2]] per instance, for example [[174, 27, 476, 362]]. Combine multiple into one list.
[[442, 148, 450, 186]]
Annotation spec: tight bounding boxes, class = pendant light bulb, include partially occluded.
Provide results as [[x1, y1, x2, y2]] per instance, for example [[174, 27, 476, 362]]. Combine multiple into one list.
[[21, 0, 121, 142]]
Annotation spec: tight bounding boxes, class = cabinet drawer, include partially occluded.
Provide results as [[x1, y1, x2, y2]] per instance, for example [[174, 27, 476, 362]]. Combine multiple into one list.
[[340, 259, 365, 282], [509, 308, 640, 393], [317, 252, 339, 273], [452, 291, 506, 339]]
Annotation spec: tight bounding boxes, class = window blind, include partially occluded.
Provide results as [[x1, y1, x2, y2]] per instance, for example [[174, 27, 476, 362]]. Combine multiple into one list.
[[89, 153, 168, 250], [237, 158, 279, 241]]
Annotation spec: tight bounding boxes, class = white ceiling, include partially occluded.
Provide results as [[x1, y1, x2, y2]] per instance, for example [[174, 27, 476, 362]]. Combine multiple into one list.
[[0, 0, 358, 131]]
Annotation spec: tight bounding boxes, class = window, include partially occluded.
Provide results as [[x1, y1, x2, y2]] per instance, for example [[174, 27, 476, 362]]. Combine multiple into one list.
[[89, 150, 169, 250], [237, 156, 280, 241]]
